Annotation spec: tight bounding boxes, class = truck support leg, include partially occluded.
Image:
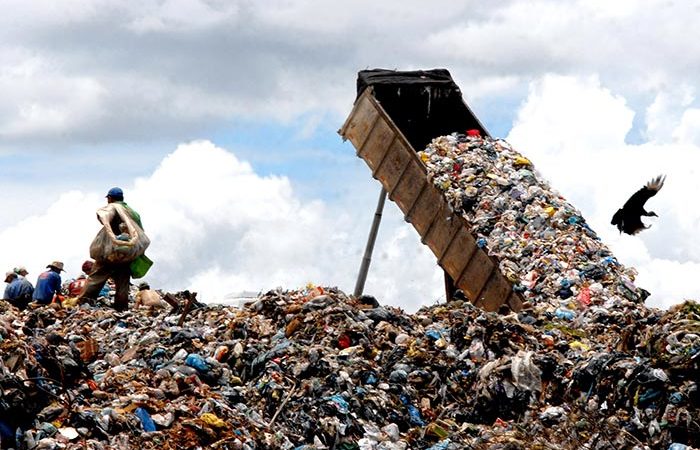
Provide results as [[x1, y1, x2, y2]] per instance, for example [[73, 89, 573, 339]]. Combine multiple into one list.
[[354, 187, 387, 298], [444, 271, 456, 302]]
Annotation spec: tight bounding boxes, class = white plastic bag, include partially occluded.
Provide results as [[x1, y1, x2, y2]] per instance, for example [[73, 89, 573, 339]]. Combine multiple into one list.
[[511, 350, 542, 392]]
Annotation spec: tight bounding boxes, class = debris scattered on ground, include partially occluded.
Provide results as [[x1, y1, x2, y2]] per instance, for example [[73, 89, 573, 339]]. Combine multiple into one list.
[[0, 133, 696, 449], [0, 285, 697, 449]]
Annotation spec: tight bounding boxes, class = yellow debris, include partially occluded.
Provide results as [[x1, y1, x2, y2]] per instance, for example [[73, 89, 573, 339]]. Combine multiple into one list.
[[200, 413, 227, 428]]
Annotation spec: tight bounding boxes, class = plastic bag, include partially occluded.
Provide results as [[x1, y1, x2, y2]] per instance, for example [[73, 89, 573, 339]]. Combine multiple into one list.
[[135, 407, 156, 432], [130, 254, 153, 279], [511, 350, 542, 392], [89, 203, 150, 263]]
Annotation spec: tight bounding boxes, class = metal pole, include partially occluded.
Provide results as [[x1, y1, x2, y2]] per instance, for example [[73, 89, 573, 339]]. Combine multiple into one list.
[[444, 270, 456, 302], [354, 187, 387, 297]]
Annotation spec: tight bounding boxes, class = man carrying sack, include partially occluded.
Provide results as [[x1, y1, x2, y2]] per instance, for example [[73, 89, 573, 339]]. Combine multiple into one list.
[[79, 187, 152, 311]]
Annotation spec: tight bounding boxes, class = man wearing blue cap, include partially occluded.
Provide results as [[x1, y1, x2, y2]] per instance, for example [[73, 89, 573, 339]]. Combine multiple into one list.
[[78, 187, 146, 311]]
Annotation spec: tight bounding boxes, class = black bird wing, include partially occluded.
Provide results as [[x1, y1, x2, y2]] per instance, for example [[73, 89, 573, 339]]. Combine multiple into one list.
[[621, 175, 665, 211], [611, 175, 665, 234]]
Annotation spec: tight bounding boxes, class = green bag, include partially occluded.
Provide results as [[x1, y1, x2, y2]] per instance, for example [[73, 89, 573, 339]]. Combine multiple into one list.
[[130, 254, 153, 279]]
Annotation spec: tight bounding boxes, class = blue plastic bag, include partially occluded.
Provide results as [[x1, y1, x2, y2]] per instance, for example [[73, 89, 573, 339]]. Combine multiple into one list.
[[185, 354, 211, 373], [135, 407, 156, 432]]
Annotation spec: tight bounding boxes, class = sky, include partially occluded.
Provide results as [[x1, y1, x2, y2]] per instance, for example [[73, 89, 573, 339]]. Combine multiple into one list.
[[2, 0, 700, 311]]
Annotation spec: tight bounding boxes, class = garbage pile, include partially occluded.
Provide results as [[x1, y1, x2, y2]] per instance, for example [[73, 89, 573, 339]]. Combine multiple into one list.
[[419, 133, 649, 317], [0, 285, 698, 449], [0, 132, 697, 449]]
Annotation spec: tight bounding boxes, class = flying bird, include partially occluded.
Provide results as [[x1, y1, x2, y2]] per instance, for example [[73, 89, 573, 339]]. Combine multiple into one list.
[[611, 175, 666, 235]]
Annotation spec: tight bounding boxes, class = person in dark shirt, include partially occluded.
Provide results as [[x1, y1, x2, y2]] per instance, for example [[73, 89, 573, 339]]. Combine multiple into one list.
[[33, 261, 64, 305], [4, 271, 17, 297], [14, 266, 29, 279], [4, 270, 34, 309]]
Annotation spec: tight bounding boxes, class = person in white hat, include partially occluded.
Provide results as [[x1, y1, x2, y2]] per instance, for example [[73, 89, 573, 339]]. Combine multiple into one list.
[[3, 271, 17, 300], [32, 261, 64, 305]]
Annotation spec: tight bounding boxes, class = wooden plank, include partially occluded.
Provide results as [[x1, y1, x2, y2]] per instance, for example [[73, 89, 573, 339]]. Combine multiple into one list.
[[407, 186, 443, 236], [425, 202, 462, 263], [375, 139, 411, 193], [360, 119, 395, 173], [457, 249, 493, 302], [387, 162, 411, 203], [402, 181, 426, 222], [441, 229, 477, 281], [341, 95, 379, 150], [475, 273, 512, 312], [438, 226, 460, 263], [507, 292, 524, 312], [178, 291, 197, 326], [424, 204, 462, 259], [392, 160, 426, 216], [386, 140, 418, 196]]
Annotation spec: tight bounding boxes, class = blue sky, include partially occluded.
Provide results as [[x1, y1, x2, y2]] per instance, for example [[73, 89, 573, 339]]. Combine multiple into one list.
[[2, 0, 700, 310]]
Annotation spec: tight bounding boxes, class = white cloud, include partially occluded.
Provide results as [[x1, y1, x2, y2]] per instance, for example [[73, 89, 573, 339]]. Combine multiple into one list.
[[582, 0, 643, 18], [508, 74, 700, 309], [0, 49, 105, 139], [453, 74, 524, 106], [2, 1, 700, 147], [0, 190, 98, 284], [508, 75, 634, 154], [645, 86, 695, 144], [126, 0, 240, 33], [673, 107, 700, 146]]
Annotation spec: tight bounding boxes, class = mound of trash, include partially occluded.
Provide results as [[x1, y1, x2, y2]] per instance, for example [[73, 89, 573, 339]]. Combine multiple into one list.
[[1, 132, 697, 449], [0, 285, 697, 450], [419, 132, 649, 313]]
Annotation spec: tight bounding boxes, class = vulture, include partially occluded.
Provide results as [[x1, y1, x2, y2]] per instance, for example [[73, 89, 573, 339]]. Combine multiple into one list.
[[611, 175, 665, 235]]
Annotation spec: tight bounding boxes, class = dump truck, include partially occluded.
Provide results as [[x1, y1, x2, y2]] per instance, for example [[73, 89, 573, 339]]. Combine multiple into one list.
[[340, 69, 523, 313]]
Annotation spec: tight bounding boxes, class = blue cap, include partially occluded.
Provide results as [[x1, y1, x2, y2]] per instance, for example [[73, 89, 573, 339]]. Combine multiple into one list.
[[106, 187, 123, 198]]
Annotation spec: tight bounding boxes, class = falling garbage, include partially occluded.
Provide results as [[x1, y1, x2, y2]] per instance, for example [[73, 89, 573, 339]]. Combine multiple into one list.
[[418, 132, 650, 312]]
